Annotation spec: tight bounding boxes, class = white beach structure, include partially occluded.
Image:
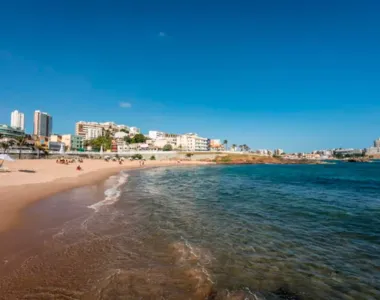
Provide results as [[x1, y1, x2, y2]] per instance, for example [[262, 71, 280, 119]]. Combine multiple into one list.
[[59, 143, 65, 155]]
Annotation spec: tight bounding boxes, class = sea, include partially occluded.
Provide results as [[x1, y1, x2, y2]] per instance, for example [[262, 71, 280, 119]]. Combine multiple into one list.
[[0, 162, 380, 299]]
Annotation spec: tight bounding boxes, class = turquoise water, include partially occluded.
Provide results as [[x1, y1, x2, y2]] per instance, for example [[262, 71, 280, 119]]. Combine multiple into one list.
[[124, 163, 380, 299]]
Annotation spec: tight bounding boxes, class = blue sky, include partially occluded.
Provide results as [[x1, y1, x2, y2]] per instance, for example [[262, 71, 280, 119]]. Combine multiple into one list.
[[1, 0, 380, 152]]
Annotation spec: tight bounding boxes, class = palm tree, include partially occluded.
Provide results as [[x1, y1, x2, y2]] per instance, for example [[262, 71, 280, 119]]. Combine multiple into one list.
[[223, 139, 228, 151], [232, 144, 237, 151], [1, 141, 9, 153], [15, 136, 28, 159], [34, 144, 45, 159]]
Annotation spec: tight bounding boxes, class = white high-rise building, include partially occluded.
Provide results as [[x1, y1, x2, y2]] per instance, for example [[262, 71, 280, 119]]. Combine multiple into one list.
[[10, 110, 25, 131]]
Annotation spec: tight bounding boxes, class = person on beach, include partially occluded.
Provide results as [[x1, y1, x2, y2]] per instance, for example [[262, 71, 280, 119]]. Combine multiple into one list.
[[76, 165, 82, 171]]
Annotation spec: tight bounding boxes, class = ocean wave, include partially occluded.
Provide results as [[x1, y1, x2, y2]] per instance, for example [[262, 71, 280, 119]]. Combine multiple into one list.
[[88, 172, 129, 212]]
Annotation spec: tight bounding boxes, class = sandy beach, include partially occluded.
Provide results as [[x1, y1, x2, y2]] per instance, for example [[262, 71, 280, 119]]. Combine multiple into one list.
[[0, 158, 212, 233]]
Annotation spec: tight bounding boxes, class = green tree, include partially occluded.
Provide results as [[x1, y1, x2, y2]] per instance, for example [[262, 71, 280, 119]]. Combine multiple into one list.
[[163, 144, 173, 151], [132, 154, 143, 160], [120, 128, 129, 133], [223, 139, 228, 151], [123, 136, 132, 144], [150, 155, 156, 160], [186, 153, 194, 158], [1, 141, 9, 153], [131, 133, 147, 144], [104, 129, 112, 139], [88, 136, 112, 151]]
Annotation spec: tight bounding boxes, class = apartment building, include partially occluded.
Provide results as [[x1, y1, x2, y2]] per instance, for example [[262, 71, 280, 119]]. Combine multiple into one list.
[[176, 133, 208, 151], [10, 110, 25, 131], [49, 134, 62, 142], [34, 110, 52, 136], [75, 121, 131, 140], [62, 134, 84, 151], [274, 149, 284, 156], [148, 130, 165, 140]]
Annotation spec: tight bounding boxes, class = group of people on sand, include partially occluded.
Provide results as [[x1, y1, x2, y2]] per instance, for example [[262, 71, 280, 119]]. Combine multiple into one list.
[[56, 157, 83, 165], [56, 157, 83, 171]]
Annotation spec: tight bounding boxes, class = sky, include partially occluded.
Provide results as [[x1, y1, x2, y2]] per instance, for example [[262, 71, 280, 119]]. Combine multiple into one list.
[[1, 0, 380, 152]]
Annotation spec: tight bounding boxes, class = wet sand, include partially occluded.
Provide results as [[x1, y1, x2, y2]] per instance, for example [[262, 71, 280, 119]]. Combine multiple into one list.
[[0, 168, 221, 300], [0, 159, 212, 233]]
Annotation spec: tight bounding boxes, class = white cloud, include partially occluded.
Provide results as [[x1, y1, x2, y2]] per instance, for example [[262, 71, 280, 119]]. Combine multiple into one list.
[[158, 31, 167, 37], [119, 102, 132, 108]]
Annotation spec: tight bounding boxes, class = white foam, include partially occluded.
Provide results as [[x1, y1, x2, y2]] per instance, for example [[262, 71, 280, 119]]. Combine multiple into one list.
[[88, 173, 129, 212]]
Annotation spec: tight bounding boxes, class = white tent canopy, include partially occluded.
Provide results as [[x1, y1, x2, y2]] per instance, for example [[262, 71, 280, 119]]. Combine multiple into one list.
[[0, 154, 15, 162]]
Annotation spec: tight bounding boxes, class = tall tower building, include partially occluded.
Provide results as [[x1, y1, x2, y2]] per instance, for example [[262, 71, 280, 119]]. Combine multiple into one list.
[[33, 110, 52, 136], [10, 110, 25, 131]]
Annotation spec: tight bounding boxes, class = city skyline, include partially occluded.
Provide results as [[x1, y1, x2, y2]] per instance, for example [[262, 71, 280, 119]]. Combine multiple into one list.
[[2, 107, 378, 154], [1, 1, 380, 152]]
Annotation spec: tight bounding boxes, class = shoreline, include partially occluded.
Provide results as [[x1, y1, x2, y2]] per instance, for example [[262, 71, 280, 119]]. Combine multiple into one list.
[[0, 159, 212, 233]]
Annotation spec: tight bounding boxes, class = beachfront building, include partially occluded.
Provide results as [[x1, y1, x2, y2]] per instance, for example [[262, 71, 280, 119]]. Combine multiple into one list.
[[75, 121, 131, 140], [176, 133, 208, 151], [367, 147, 380, 155], [148, 131, 165, 140], [333, 148, 363, 156], [0, 124, 25, 139], [62, 134, 84, 151], [365, 139, 380, 155], [33, 110, 52, 137], [256, 149, 270, 156], [274, 149, 284, 156], [209, 139, 223, 151], [49, 134, 62, 142], [76, 121, 104, 139], [10, 110, 25, 131], [48, 141, 65, 151], [152, 133, 179, 149]]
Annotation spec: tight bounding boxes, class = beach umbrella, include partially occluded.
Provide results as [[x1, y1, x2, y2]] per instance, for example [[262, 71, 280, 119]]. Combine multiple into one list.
[[59, 143, 65, 154]]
